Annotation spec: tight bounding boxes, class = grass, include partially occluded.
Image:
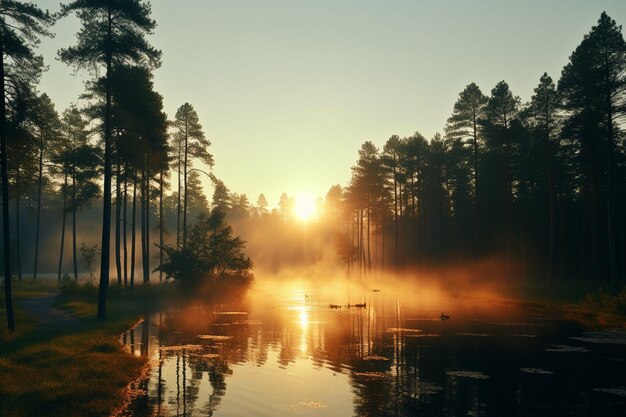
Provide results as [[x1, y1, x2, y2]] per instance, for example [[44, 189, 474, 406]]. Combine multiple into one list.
[[564, 286, 626, 328], [510, 279, 626, 329], [0, 278, 182, 417]]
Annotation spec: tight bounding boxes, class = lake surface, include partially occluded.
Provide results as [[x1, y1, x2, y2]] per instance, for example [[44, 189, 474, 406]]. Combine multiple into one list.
[[120, 283, 626, 417]]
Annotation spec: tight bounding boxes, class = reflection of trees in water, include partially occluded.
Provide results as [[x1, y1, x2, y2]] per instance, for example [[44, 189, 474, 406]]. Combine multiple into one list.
[[122, 297, 495, 417]]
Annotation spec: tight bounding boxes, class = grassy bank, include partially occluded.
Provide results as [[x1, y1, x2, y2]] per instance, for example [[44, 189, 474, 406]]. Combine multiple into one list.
[[509, 280, 626, 328], [562, 287, 626, 328], [0, 279, 181, 417]]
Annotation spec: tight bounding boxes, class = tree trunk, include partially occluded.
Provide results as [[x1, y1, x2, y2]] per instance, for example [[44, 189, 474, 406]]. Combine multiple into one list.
[[33, 145, 44, 280], [72, 170, 78, 281], [545, 119, 555, 286], [367, 206, 371, 272], [115, 163, 122, 286], [144, 166, 150, 285], [177, 145, 181, 249], [141, 168, 146, 285], [0, 38, 15, 331], [97, 7, 113, 320], [182, 119, 189, 249], [159, 170, 164, 282], [130, 172, 137, 289], [393, 168, 398, 272], [123, 177, 128, 287], [15, 168, 22, 281], [57, 174, 68, 283], [472, 109, 480, 255], [605, 89, 617, 286]]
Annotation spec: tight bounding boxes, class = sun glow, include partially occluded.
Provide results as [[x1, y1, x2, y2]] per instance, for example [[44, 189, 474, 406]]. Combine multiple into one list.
[[293, 194, 317, 222]]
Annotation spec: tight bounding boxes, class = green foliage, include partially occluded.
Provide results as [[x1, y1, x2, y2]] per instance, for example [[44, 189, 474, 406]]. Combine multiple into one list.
[[158, 209, 253, 286], [59, 273, 98, 298], [582, 287, 626, 315], [79, 243, 99, 284], [59, 0, 161, 72]]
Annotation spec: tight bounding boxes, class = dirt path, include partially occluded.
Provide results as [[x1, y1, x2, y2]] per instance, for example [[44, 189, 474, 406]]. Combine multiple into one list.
[[20, 294, 80, 327]]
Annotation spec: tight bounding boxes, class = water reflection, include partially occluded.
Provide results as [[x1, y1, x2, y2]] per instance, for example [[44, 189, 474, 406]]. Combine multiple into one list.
[[120, 288, 626, 417]]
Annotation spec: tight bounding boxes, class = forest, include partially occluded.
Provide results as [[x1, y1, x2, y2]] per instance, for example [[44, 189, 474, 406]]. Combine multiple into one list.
[[1, 4, 626, 334], [1, 2, 626, 417]]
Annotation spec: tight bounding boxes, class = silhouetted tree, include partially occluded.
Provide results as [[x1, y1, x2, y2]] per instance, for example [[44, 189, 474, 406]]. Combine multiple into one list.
[[0, 1, 52, 330], [559, 12, 626, 284], [483, 81, 520, 254], [54, 106, 100, 281], [445, 83, 488, 250], [526, 73, 562, 282], [30, 93, 62, 281], [59, 0, 161, 320], [158, 209, 252, 286], [172, 103, 212, 249]]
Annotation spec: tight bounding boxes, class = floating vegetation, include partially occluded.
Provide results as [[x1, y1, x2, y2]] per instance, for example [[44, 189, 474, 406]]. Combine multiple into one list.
[[592, 387, 626, 397], [455, 332, 494, 337], [545, 344, 590, 353], [446, 371, 490, 380], [417, 382, 444, 395], [521, 368, 554, 375], [197, 335, 232, 341], [362, 355, 389, 361], [385, 328, 423, 333], [569, 331, 626, 346]]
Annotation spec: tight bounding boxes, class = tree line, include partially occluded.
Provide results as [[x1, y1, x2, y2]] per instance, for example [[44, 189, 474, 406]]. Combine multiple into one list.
[[323, 12, 626, 287]]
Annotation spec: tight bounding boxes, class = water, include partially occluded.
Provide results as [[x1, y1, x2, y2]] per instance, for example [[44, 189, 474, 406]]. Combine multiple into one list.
[[120, 285, 626, 417]]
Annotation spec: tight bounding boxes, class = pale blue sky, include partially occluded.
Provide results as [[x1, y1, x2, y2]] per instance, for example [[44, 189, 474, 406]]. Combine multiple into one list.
[[36, 0, 626, 206]]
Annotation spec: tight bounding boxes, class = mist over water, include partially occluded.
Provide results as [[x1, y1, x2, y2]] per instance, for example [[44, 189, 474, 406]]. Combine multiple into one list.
[[120, 271, 626, 417]]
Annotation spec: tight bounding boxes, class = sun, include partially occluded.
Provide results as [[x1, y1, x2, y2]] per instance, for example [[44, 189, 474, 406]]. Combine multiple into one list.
[[293, 194, 317, 222]]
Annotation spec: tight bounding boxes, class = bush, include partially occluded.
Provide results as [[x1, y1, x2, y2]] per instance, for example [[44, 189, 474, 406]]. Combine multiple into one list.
[[157, 210, 253, 288], [59, 274, 98, 298], [581, 286, 626, 315]]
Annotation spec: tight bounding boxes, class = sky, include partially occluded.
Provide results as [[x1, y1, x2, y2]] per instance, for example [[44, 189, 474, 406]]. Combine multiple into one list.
[[36, 0, 626, 207]]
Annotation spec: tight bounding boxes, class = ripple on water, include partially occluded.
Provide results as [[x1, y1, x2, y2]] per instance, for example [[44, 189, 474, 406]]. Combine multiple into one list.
[[159, 344, 204, 352], [417, 382, 444, 395], [455, 332, 494, 337], [362, 355, 389, 361], [545, 344, 590, 353], [569, 331, 626, 346], [385, 328, 422, 333], [592, 387, 626, 397], [294, 400, 327, 409], [353, 371, 388, 380], [521, 368, 554, 375], [215, 311, 248, 315], [197, 335, 233, 341], [446, 370, 490, 380]]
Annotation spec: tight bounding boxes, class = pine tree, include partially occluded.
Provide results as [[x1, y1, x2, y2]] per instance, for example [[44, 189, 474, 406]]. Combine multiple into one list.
[[172, 103, 212, 249], [59, 0, 161, 319], [0, 1, 52, 331]]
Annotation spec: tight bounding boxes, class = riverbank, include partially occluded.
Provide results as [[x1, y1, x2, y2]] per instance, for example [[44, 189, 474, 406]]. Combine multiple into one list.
[[0, 279, 181, 417], [511, 282, 626, 329]]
